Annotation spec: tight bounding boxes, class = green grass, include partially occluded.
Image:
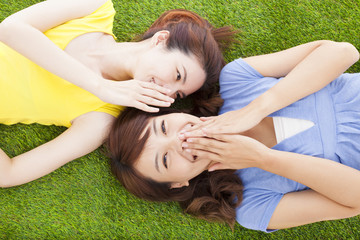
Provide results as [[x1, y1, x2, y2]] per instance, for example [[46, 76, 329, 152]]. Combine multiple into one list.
[[1, 0, 360, 239]]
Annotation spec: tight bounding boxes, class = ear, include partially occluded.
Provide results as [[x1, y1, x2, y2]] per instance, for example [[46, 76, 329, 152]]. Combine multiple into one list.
[[151, 30, 170, 46], [170, 181, 189, 189]]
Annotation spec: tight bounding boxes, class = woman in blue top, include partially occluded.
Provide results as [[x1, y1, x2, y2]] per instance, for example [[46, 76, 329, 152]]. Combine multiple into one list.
[[108, 40, 360, 232]]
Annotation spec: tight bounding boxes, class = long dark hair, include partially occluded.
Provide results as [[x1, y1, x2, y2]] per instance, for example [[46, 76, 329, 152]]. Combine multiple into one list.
[[107, 108, 243, 226], [138, 9, 236, 116]]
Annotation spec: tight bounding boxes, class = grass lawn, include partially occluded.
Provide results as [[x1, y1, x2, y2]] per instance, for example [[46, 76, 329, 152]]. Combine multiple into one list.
[[1, 0, 360, 239]]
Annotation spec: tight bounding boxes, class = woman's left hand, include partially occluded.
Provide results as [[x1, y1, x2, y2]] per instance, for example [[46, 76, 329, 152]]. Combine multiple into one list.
[[181, 106, 264, 138], [182, 133, 269, 171]]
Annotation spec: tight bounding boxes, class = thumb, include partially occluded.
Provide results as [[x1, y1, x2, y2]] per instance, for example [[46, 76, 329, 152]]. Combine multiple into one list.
[[200, 116, 215, 122], [208, 162, 227, 172]]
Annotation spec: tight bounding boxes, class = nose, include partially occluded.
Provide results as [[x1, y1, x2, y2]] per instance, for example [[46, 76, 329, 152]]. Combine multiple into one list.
[[165, 132, 195, 162], [167, 131, 183, 153], [153, 79, 177, 98], [162, 84, 177, 97]]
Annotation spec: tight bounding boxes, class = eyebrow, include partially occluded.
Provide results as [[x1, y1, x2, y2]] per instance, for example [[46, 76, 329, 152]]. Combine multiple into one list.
[[152, 119, 160, 173], [182, 65, 187, 85], [180, 65, 188, 98], [153, 118, 158, 136]]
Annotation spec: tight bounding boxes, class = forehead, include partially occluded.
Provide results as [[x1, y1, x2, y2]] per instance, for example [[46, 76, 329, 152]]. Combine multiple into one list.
[[182, 57, 206, 95], [135, 129, 159, 178], [172, 50, 205, 74], [135, 116, 164, 176]]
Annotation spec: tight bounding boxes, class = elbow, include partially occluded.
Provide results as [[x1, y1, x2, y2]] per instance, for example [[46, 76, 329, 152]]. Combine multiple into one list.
[[0, 182, 14, 189], [0, 17, 22, 43], [337, 41, 360, 65], [0, 171, 18, 188], [0, 176, 16, 188], [0, 184, 14, 189], [343, 207, 360, 219]]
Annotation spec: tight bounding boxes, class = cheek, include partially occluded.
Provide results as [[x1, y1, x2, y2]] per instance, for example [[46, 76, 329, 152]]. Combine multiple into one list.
[[184, 78, 205, 95], [170, 158, 194, 180], [171, 157, 207, 182]]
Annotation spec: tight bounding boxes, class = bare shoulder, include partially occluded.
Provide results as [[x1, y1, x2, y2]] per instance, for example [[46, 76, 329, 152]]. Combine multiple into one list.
[[71, 111, 115, 137]]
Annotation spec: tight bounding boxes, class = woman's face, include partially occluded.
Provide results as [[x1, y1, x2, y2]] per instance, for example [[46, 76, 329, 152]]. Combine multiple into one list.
[[134, 113, 213, 188], [134, 31, 206, 99]]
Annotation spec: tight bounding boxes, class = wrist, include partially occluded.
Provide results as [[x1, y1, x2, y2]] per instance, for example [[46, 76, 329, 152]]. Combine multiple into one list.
[[88, 77, 104, 97], [249, 90, 278, 117], [256, 148, 278, 170]]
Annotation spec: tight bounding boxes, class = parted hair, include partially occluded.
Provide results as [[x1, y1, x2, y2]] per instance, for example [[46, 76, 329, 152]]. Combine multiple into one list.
[[138, 9, 236, 116], [107, 108, 243, 227]]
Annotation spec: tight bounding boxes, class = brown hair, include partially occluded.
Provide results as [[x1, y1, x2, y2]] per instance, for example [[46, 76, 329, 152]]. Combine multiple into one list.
[[139, 9, 236, 116], [107, 108, 243, 226]]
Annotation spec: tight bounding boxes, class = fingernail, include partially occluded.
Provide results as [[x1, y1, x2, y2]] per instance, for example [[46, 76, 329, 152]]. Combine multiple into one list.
[[169, 97, 175, 103], [182, 142, 188, 148], [186, 138, 193, 143], [185, 149, 191, 153], [178, 133, 185, 140]]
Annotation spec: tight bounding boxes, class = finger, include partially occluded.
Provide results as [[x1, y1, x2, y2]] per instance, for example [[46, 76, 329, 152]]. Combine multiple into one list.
[[184, 148, 221, 162], [199, 116, 215, 122], [141, 88, 174, 103], [202, 124, 233, 135], [139, 81, 172, 95], [132, 101, 159, 113], [208, 162, 228, 172], [183, 137, 226, 152], [183, 129, 207, 138], [180, 123, 204, 134], [181, 121, 214, 135], [198, 132, 230, 142], [138, 95, 172, 107]]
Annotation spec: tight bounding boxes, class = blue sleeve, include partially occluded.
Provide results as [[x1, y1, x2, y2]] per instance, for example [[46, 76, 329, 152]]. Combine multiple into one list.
[[236, 188, 283, 233], [219, 58, 278, 115], [220, 58, 264, 85]]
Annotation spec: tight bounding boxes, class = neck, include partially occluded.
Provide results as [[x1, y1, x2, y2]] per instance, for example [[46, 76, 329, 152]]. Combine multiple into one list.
[[242, 117, 277, 148], [90, 36, 152, 80]]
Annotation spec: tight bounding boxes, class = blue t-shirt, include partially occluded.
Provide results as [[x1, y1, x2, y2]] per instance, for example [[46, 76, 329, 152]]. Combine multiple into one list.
[[219, 58, 360, 232]]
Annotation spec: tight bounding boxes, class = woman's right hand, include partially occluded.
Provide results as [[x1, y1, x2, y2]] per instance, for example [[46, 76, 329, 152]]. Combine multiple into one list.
[[183, 133, 269, 171], [96, 79, 174, 112]]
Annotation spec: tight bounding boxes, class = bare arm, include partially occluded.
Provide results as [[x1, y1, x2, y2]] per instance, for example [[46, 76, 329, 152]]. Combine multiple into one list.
[[245, 40, 359, 118], [0, 0, 173, 111], [185, 134, 360, 229], [0, 111, 114, 187], [0, 0, 108, 96], [266, 150, 360, 229], [185, 41, 359, 136]]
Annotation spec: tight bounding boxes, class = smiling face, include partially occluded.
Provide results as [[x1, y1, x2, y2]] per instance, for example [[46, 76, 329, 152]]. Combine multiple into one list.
[[134, 113, 212, 188], [134, 31, 206, 99]]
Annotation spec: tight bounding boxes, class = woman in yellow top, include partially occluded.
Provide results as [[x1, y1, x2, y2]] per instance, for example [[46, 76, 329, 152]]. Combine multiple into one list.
[[0, 0, 234, 187]]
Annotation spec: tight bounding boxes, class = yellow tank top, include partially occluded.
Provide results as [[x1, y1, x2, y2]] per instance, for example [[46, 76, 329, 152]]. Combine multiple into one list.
[[0, 0, 123, 127]]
